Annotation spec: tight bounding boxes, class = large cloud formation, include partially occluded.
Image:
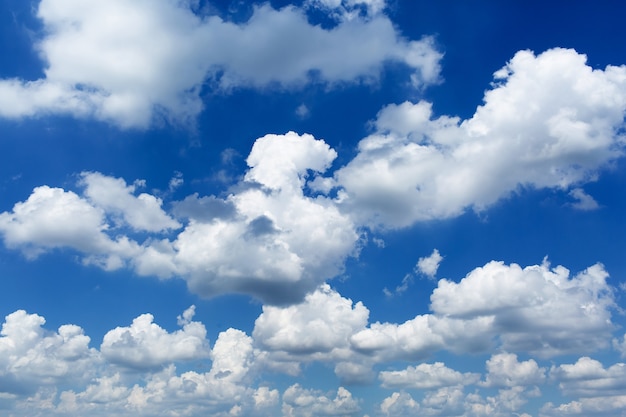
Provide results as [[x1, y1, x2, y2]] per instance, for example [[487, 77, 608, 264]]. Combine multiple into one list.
[[333, 48, 626, 228], [0, 0, 441, 128], [2, 49, 626, 304], [0, 132, 359, 305], [2, 257, 625, 416]]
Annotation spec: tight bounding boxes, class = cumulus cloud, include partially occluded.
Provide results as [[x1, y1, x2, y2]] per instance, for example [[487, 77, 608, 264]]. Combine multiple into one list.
[[416, 248, 443, 278], [481, 353, 546, 388], [380, 391, 421, 416], [541, 395, 626, 416], [79, 172, 180, 232], [379, 362, 480, 389], [100, 306, 210, 369], [171, 132, 359, 304], [349, 313, 493, 362], [0, 0, 441, 128], [0, 310, 98, 395], [0, 133, 360, 304], [2, 307, 275, 416], [430, 260, 615, 357], [281, 384, 360, 417], [334, 48, 626, 228], [550, 357, 626, 397], [253, 284, 369, 355], [0, 185, 141, 269], [350, 259, 616, 362]]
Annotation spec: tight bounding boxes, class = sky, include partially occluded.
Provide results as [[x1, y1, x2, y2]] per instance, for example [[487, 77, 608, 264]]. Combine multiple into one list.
[[1, 0, 626, 416]]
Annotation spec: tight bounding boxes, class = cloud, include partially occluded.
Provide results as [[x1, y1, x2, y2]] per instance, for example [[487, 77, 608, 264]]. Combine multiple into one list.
[[253, 284, 369, 355], [4, 309, 270, 416], [384, 249, 442, 296], [0, 310, 99, 395], [349, 313, 493, 362], [2, 49, 626, 306], [0, 0, 441, 128], [481, 353, 546, 388], [568, 188, 600, 211], [541, 395, 626, 416], [550, 357, 626, 397], [0, 134, 360, 304], [416, 248, 443, 278], [80, 171, 180, 232], [334, 48, 626, 228], [0, 185, 141, 269], [430, 260, 615, 357], [281, 384, 360, 417], [351, 260, 616, 361], [100, 306, 210, 369], [252, 284, 372, 382], [379, 362, 480, 389], [380, 391, 421, 416], [305, 0, 387, 22], [171, 132, 360, 304]]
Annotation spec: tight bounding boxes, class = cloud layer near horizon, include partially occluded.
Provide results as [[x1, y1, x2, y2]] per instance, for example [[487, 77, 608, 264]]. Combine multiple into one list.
[[1, 256, 625, 416]]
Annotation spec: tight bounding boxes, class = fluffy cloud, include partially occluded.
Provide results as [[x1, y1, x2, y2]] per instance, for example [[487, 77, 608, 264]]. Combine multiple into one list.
[[5, 312, 273, 416], [0, 310, 98, 395], [349, 313, 494, 361], [281, 384, 360, 417], [350, 260, 616, 362], [0, 0, 441, 128], [541, 395, 626, 417], [253, 284, 368, 356], [334, 48, 626, 228], [380, 391, 421, 416], [252, 284, 372, 382], [380, 362, 479, 389], [416, 248, 443, 278], [171, 132, 359, 304], [79, 172, 180, 233], [431, 260, 615, 357], [481, 353, 546, 388], [0, 133, 360, 304], [550, 357, 626, 397], [100, 306, 210, 369], [0, 185, 140, 269]]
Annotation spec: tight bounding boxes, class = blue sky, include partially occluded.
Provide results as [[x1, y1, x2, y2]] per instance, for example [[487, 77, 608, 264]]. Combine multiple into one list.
[[2, 0, 626, 416]]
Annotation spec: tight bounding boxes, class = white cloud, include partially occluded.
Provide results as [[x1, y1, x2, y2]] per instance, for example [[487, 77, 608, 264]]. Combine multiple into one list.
[[430, 260, 615, 357], [100, 306, 210, 369], [334, 48, 626, 229], [550, 357, 626, 397], [350, 259, 616, 363], [481, 353, 546, 388], [568, 188, 600, 211], [380, 391, 420, 416], [380, 362, 480, 389], [349, 313, 494, 362], [281, 384, 360, 417], [541, 395, 626, 416], [0, 310, 99, 395], [0, 134, 360, 304], [416, 248, 443, 278], [171, 132, 359, 304], [0, 0, 441, 128], [80, 171, 181, 232], [253, 284, 369, 355], [0, 185, 140, 268], [466, 386, 539, 417]]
